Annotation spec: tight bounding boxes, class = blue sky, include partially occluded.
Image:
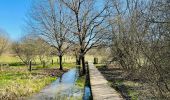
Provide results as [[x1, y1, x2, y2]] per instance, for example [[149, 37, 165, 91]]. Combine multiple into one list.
[[0, 0, 104, 41], [0, 0, 31, 41]]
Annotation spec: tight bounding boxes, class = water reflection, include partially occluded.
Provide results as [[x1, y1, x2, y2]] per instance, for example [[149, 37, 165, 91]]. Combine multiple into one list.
[[29, 68, 83, 100], [83, 86, 91, 100]]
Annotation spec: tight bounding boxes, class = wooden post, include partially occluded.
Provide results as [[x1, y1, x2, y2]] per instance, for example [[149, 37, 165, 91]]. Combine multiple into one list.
[[0, 64, 1, 71], [29, 61, 32, 71], [43, 61, 45, 68], [52, 59, 53, 65], [94, 57, 98, 64]]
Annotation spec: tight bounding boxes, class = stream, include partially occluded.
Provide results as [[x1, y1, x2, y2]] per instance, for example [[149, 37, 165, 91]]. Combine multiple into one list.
[[29, 68, 92, 100]]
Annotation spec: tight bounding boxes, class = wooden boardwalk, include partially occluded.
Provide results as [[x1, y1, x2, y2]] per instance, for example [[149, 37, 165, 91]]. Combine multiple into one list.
[[89, 62, 123, 100]]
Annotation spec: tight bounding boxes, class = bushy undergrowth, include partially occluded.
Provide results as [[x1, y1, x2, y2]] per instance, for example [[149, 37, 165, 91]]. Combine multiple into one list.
[[97, 65, 169, 100]]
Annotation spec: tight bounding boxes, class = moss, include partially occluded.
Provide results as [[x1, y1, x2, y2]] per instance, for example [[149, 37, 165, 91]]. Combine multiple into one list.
[[75, 75, 85, 89]]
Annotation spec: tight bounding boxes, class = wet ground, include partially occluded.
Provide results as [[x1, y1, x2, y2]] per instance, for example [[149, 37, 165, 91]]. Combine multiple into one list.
[[29, 68, 84, 100]]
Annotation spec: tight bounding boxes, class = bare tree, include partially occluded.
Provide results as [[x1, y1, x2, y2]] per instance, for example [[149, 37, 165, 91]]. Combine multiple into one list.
[[12, 36, 36, 66], [61, 0, 110, 73], [0, 28, 8, 56], [34, 37, 51, 64], [28, 0, 75, 70]]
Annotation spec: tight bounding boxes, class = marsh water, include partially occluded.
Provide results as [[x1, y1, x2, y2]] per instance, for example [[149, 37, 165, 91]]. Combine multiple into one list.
[[29, 68, 91, 100]]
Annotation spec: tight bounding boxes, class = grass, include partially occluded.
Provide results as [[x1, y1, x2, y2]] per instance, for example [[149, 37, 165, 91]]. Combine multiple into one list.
[[123, 81, 140, 100], [95, 64, 106, 68], [75, 75, 86, 89], [33, 62, 76, 69], [0, 54, 104, 65], [70, 75, 85, 100], [0, 55, 76, 100], [0, 55, 21, 63], [0, 68, 57, 99], [0, 54, 99, 99], [50, 63, 76, 69], [0, 55, 77, 63], [114, 80, 140, 100]]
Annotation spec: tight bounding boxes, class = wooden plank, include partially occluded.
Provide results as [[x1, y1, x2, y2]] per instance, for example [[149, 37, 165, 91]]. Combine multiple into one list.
[[89, 62, 123, 100]]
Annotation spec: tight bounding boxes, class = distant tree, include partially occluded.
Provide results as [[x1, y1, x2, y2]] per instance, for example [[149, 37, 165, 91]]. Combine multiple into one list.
[[34, 37, 51, 64], [12, 36, 36, 65], [70, 43, 81, 65], [0, 28, 8, 56]]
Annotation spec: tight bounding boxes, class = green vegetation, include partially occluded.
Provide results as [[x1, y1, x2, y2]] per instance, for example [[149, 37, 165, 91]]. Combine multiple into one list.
[[51, 63, 76, 69], [73, 75, 86, 100], [34, 62, 76, 69], [0, 56, 76, 99], [0, 55, 21, 63], [0, 55, 76, 64], [113, 80, 140, 100], [0, 67, 55, 99], [95, 64, 106, 68], [75, 75, 86, 89]]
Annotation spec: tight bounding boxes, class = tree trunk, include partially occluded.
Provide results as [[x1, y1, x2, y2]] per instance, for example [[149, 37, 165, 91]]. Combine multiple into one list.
[[81, 55, 86, 74], [29, 61, 32, 71], [76, 55, 81, 65], [52, 59, 53, 65], [59, 56, 63, 70]]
